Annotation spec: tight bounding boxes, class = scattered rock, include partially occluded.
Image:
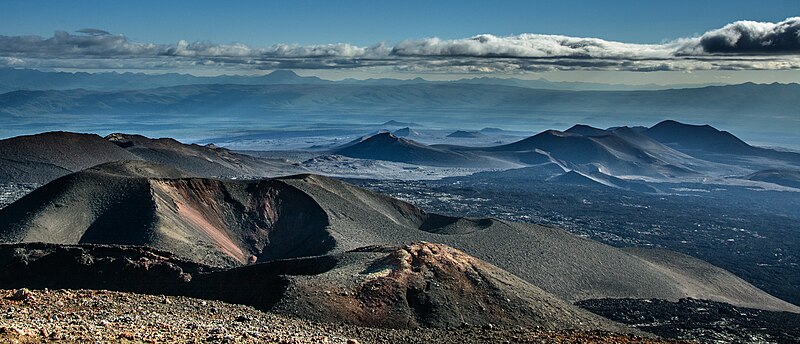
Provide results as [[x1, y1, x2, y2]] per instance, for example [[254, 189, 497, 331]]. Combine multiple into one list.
[[0, 288, 670, 344], [7, 288, 33, 301]]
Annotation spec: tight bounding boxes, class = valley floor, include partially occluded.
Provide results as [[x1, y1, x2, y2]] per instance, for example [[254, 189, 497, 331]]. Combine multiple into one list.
[[0, 289, 673, 344]]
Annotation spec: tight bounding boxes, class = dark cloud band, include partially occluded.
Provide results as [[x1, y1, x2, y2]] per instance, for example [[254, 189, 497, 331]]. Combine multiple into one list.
[[696, 17, 800, 54]]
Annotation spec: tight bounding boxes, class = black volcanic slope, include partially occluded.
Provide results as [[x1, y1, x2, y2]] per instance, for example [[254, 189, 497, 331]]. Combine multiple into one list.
[[2, 162, 796, 313], [0, 131, 304, 184]]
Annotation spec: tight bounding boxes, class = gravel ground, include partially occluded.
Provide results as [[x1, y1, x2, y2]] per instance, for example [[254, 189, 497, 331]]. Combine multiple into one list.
[[0, 289, 676, 343]]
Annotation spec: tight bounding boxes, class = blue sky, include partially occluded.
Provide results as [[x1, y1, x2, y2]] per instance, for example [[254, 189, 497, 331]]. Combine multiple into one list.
[[1, 1, 800, 84], [3, 0, 798, 45]]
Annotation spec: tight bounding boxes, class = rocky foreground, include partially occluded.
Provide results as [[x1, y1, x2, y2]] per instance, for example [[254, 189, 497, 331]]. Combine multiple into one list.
[[0, 289, 675, 343]]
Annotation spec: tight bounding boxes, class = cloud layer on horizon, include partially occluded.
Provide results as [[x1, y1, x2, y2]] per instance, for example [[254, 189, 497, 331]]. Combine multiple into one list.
[[1, 17, 799, 73]]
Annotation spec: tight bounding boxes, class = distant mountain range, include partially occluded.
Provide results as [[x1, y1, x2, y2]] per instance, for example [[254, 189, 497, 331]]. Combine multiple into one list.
[[3, 120, 798, 192], [0, 68, 732, 93], [4, 80, 798, 118], [2, 80, 797, 144]]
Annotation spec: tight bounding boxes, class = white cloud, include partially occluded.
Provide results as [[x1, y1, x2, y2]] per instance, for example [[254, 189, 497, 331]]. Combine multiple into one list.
[[1, 18, 799, 73]]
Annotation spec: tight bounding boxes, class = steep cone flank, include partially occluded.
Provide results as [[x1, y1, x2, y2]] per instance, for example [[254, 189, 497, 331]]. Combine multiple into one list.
[[0, 161, 333, 267]]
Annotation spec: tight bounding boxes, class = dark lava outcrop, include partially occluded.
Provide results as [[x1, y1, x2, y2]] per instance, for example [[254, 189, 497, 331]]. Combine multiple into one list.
[[577, 297, 800, 343]]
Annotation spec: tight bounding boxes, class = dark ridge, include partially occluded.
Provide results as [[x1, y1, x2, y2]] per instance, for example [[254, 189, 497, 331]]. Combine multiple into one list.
[[0, 243, 211, 295]]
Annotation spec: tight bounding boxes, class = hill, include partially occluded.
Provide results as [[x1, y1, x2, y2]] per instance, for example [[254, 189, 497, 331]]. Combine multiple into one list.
[[105, 133, 303, 178], [0, 288, 672, 343], [0, 131, 139, 184], [0, 161, 330, 267], [0, 131, 304, 184], [481, 130, 696, 178], [1, 167, 796, 313], [644, 120, 754, 155], [0, 242, 635, 332], [333, 132, 498, 167], [742, 169, 800, 189], [642, 120, 800, 168], [392, 127, 422, 137], [447, 130, 485, 138]]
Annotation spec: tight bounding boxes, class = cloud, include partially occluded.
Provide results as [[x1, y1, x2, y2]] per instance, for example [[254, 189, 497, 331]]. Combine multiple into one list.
[[690, 17, 800, 54], [0, 30, 159, 57], [76, 28, 112, 36], [1, 18, 799, 73], [390, 34, 679, 59]]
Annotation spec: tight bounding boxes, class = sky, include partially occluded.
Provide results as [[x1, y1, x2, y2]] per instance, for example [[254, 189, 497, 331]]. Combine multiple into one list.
[[2, 0, 800, 84]]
